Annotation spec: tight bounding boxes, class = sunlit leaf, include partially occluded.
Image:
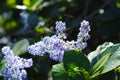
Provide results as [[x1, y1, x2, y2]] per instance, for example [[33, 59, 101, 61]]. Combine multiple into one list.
[[12, 39, 29, 56], [116, 0, 120, 8], [0, 59, 5, 70], [89, 43, 120, 78], [87, 42, 113, 63], [63, 50, 90, 80], [7, 0, 16, 6], [4, 20, 17, 30], [89, 54, 110, 78], [31, 0, 43, 11], [0, 59, 6, 76], [101, 43, 120, 74], [35, 27, 51, 34], [23, 0, 30, 6], [23, 0, 38, 7]]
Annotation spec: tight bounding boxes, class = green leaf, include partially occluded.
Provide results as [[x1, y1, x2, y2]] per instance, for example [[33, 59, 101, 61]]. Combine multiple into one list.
[[23, 0, 43, 11], [89, 53, 110, 78], [0, 59, 5, 70], [0, 59, 6, 76], [101, 43, 120, 74], [87, 42, 113, 64], [7, 0, 16, 6], [116, 0, 120, 8], [4, 20, 17, 30], [89, 43, 120, 78], [35, 27, 51, 34], [63, 50, 90, 80], [12, 39, 29, 56], [23, 0, 38, 7], [52, 63, 68, 80]]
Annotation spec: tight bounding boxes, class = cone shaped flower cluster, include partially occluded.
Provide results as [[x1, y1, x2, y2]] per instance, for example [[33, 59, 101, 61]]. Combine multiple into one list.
[[1, 46, 33, 80]]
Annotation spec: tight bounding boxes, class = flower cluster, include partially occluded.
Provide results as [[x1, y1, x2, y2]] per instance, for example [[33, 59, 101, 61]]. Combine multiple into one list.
[[76, 20, 91, 50], [55, 21, 66, 39], [1, 46, 33, 80], [28, 20, 91, 62], [28, 35, 75, 62]]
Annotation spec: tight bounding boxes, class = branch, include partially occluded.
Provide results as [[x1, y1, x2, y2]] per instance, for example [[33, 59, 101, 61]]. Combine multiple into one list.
[[84, 0, 112, 20], [66, 0, 113, 31]]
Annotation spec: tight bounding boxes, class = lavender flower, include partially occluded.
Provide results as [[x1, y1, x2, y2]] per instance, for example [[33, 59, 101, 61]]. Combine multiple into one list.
[[28, 20, 91, 62], [76, 20, 91, 49], [55, 21, 66, 39], [28, 35, 75, 62], [47, 36, 65, 62], [49, 50, 64, 62], [28, 41, 46, 56], [1, 46, 33, 80]]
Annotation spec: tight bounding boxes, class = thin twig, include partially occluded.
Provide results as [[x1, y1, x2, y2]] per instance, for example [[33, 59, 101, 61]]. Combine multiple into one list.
[[84, 0, 112, 20], [66, 0, 112, 31]]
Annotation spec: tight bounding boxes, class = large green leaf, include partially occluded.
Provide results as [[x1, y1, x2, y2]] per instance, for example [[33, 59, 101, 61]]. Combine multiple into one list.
[[12, 39, 29, 56], [89, 43, 120, 78], [90, 43, 119, 66], [101, 43, 120, 74], [88, 42, 113, 63], [63, 50, 90, 80], [52, 63, 68, 80]]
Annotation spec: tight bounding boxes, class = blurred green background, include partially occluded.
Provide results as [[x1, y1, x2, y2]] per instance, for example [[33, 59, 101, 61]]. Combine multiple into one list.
[[0, 0, 120, 80]]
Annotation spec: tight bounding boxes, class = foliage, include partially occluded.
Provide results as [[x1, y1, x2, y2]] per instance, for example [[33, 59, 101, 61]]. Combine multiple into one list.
[[52, 43, 120, 80]]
